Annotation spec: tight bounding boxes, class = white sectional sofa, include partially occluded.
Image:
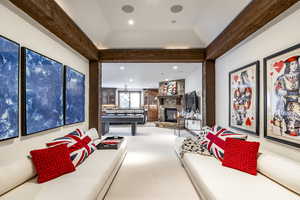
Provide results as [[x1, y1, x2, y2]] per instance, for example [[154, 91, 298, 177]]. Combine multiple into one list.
[[175, 137, 300, 200], [0, 138, 127, 200]]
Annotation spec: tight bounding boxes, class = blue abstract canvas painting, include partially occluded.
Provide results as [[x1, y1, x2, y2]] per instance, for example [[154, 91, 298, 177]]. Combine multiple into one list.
[[0, 36, 19, 141], [22, 48, 64, 135], [65, 66, 85, 125]]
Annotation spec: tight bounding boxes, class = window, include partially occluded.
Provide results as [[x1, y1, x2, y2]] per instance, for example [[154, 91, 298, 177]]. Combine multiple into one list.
[[118, 91, 141, 108], [119, 92, 130, 108]]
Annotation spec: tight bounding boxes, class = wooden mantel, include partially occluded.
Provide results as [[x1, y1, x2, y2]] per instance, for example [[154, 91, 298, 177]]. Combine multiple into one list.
[[157, 95, 183, 98]]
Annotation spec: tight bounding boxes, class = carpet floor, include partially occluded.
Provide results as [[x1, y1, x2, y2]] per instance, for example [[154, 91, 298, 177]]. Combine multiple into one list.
[[104, 125, 200, 200]]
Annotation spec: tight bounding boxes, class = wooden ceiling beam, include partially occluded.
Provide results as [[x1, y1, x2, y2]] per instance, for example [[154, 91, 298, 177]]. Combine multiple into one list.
[[9, 0, 99, 61], [99, 49, 205, 63], [206, 0, 299, 60]]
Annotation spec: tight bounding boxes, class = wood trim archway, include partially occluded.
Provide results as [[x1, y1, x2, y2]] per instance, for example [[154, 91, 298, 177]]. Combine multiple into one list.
[[8, 0, 299, 134], [98, 49, 212, 127], [99, 49, 205, 63]]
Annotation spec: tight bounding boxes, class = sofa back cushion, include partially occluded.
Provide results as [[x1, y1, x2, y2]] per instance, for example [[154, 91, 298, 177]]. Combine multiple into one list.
[[257, 152, 300, 195], [0, 158, 36, 195]]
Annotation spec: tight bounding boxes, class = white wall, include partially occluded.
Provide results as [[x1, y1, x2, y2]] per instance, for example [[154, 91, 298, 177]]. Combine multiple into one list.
[[185, 65, 202, 93], [215, 3, 300, 161], [0, 1, 89, 162]]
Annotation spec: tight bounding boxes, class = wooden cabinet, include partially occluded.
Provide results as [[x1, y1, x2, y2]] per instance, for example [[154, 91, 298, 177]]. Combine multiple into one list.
[[102, 88, 116, 105], [147, 105, 158, 122], [144, 89, 158, 105], [144, 89, 159, 122]]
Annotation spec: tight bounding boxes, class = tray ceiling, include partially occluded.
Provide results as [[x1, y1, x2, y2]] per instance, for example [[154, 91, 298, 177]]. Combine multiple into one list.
[[55, 0, 251, 49]]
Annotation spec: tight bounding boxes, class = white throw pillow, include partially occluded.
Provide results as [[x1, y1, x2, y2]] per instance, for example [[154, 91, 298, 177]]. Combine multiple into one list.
[[85, 128, 100, 140]]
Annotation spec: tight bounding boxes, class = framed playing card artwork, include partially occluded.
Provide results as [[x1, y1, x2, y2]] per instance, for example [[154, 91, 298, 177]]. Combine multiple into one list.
[[264, 43, 300, 148], [229, 61, 259, 135]]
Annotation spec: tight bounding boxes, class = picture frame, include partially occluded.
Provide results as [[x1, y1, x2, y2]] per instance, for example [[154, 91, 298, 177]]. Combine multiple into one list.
[[264, 43, 300, 148], [64, 66, 85, 125], [21, 47, 64, 135], [229, 61, 260, 135], [0, 35, 20, 141], [159, 80, 177, 96]]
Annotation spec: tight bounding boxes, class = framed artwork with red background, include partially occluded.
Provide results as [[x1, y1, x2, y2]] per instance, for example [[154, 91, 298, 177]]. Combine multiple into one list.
[[229, 61, 260, 136], [264, 43, 300, 148]]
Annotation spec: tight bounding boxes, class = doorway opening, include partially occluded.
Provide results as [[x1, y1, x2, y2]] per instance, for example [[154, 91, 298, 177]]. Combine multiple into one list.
[[101, 63, 202, 136]]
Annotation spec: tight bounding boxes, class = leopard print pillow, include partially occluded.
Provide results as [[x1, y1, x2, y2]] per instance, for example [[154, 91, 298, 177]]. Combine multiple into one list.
[[180, 137, 211, 158]]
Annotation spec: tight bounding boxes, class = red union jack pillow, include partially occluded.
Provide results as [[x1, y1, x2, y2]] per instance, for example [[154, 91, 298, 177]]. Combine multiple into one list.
[[46, 129, 85, 147], [200, 125, 247, 161], [47, 129, 97, 167]]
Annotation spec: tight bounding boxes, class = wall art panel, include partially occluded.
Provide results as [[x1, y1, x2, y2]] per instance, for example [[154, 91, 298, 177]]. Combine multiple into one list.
[[22, 48, 64, 135], [64, 66, 85, 125], [0, 35, 19, 141]]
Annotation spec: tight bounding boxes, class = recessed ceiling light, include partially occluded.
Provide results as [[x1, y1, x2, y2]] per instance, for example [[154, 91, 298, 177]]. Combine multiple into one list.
[[122, 5, 135, 13], [171, 5, 183, 13], [128, 19, 135, 26], [129, 78, 134, 82], [173, 66, 178, 70], [120, 66, 125, 70], [165, 79, 169, 81]]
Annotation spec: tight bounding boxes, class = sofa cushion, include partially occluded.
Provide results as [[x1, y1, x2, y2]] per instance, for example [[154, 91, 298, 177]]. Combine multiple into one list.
[[0, 158, 36, 196], [201, 125, 247, 161], [182, 153, 299, 200], [0, 141, 127, 200], [30, 144, 75, 183], [222, 138, 260, 175], [257, 152, 300, 195]]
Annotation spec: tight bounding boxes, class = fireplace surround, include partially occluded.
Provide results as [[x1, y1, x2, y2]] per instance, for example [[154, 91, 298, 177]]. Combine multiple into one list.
[[164, 108, 177, 122], [155, 79, 184, 128]]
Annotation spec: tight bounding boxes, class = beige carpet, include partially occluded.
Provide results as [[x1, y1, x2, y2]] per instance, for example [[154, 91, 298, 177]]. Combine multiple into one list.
[[104, 126, 199, 200]]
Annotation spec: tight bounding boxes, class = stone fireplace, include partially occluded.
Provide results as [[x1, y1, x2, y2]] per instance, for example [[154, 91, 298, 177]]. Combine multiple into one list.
[[158, 96, 182, 122], [155, 79, 185, 128]]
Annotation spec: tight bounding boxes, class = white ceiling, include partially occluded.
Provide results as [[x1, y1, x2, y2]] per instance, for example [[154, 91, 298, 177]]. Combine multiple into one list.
[[55, 0, 251, 49], [102, 63, 201, 89]]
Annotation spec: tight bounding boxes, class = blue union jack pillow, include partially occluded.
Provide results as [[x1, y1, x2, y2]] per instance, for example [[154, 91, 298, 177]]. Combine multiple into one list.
[[47, 129, 97, 167], [200, 125, 247, 161]]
